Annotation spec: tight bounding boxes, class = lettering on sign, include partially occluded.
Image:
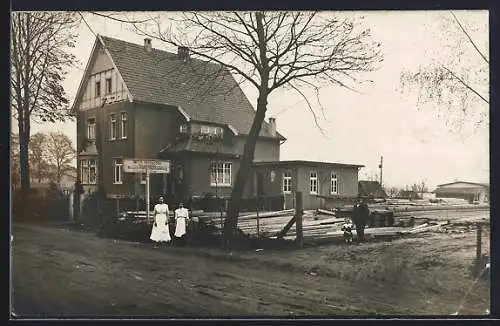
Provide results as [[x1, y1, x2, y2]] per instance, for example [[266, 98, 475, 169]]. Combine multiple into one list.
[[123, 158, 171, 174]]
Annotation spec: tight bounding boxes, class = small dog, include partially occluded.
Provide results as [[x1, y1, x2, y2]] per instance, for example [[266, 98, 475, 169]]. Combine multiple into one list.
[[341, 219, 354, 244]]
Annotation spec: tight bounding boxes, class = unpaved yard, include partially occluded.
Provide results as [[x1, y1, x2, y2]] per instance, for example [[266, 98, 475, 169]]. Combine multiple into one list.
[[11, 223, 489, 317]]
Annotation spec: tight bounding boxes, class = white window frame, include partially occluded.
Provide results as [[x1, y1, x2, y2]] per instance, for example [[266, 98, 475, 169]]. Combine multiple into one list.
[[109, 114, 117, 140], [105, 77, 112, 95], [331, 172, 338, 195], [283, 171, 292, 194], [310, 171, 318, 194], [87, 117, 96, 140], [201, 125, 223, 137], [179, 124, 188, 133], [120, 111, 127, 139], [81, 159, 97, 185], [113, 159, 123, 184], [210, 161, 232, 187]]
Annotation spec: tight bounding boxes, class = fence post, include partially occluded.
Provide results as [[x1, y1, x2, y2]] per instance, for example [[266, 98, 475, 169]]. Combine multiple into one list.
[[256, 208, 260, 239], [476, 223, 482, 263], [295, 191, 303, 248]]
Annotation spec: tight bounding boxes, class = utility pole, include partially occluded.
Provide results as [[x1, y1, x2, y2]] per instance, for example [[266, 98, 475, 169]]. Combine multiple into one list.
[[378, 156, 383, 186]]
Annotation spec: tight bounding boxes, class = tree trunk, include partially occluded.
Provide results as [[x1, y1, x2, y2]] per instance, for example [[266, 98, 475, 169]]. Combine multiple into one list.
[[56, 165, 62, 184], [18, 118, 31, 192], [223, 95, 267, 247], [222, 11, 269, 249]]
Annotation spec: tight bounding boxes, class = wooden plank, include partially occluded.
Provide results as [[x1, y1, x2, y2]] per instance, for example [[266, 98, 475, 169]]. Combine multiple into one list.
[[407, 221, 449, 234], [276, 215, 296, 239], [236, 209, 295, 220], [317, 209, 337, 217]]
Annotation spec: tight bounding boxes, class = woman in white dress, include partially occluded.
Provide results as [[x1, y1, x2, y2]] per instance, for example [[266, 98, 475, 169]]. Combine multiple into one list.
[[174, 202, 189, 246], [150, 197, 171, 245]]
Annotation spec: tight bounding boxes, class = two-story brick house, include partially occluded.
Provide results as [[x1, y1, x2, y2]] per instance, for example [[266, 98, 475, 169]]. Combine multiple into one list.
[[72, 35, 286, 203]]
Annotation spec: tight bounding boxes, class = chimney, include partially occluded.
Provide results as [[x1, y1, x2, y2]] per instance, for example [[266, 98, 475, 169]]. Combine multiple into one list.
[[268, 117, 276, 137], [178, 46, 189, 61], [144, 38, 152, 52]]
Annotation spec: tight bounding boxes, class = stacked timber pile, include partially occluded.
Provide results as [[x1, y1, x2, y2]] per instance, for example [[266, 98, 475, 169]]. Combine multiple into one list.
[[111, 204, 488, 245], [199, 209, 345, 238]]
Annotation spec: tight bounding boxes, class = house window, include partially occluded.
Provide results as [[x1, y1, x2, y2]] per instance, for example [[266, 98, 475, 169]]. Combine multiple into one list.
[[81, 159, 97, 184], [210, 162, 232, 187], [113, 159, 123, 184], [283, 171, 292, 193], [109, 114, 117, 140], [87, 117, 96, 140], [310, 171, 318, 194], [179, 124, 188, 134], [139, 173, 147, 184], [201, 125, 223, 137], [331, 173, 338, 194], [95, 81, 101, 98], [105, 78, 112, 94], [120, 112, 127, 139]]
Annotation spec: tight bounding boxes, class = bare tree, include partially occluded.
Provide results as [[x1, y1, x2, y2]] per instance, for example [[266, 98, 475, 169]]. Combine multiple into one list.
[[29, 132, 51, 183], [387, 186, 400, 198], [44, 132, 76, 185], [10, 12, 79, 192], [400, 11, 488, 131], [410, 180, 427, 199], [417, 180, 428, 198], [98, 11, 383, 246], [11, 133, 21, 190]]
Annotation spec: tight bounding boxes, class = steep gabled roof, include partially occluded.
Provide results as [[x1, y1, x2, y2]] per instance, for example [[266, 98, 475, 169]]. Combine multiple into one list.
[[94, 35, 284, 139]]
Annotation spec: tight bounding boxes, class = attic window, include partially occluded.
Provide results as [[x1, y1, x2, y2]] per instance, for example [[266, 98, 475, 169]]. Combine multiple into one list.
[[105, 78, 112, 94], [95, 81, 101, 98]]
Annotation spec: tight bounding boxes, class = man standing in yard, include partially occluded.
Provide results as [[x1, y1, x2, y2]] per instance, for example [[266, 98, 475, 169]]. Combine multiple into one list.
[[352, 197, 370, 243]]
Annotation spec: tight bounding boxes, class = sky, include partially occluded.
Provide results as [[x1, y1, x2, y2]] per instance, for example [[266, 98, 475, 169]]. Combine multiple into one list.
[[14, 10, 490, 190]]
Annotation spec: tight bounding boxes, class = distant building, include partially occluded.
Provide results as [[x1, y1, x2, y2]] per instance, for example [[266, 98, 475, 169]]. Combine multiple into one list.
[[420, 192, 436, 200], [433, 181, 489, 204], [358, 180, 387, 199], [251, 161, 364, 210], [397, 190, 422, 200]]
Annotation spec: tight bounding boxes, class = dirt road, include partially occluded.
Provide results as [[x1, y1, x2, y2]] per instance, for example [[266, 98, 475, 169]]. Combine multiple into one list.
[[11, 223, 489, 318]]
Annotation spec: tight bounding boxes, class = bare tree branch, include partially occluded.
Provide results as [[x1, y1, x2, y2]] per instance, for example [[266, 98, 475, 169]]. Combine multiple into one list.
[[450, 11, 488, 64], [89, 11, 155, 24], [288, 81, 329, 138], [440, 65, 489, 104]]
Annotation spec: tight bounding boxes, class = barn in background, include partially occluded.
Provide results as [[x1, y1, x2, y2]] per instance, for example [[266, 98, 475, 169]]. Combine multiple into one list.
[[433, 181, 489, 204]]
